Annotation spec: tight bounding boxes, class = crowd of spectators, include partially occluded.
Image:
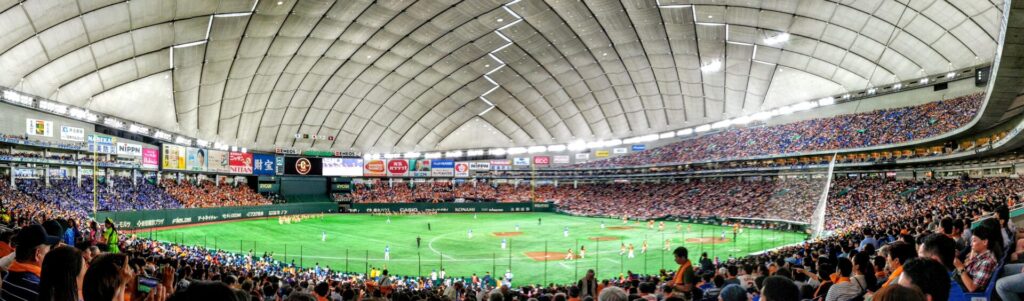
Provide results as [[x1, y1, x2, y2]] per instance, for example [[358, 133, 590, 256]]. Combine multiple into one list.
[[576, 93, 984, 168], [350, 181, 564, 203], [16, 177, 181, 212], [162, 180, 273, 208]]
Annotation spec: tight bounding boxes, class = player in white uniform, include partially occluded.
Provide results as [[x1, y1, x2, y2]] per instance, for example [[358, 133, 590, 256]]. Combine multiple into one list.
[[565, 248, 575, 260], [664, 239, 671, 250], [386, 216, 391, 224], [515, 224, 520, 231], [384, 245, 391, 261], [619, 243, 626, 255], [321, 231, 326, 242], [501, 238, 507, 249], [563, 226, 569, 237], [627, 244, 635, 258], [721, 230, 727, 240], [641, 240, 648, 254], [601, 222, 606, 229], [468, 229, 473, 239]]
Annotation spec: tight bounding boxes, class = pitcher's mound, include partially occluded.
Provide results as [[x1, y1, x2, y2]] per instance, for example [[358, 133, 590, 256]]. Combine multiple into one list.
[[588, 236, 619, 241], [525, 251, 570, 261], [606, 226, 634, 230], [685, 237, 731, 244], [493, 232, 523, 237]]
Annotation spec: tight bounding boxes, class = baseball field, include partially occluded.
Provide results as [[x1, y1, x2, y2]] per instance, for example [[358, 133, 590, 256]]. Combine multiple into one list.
[[146, 212, 806, 285]]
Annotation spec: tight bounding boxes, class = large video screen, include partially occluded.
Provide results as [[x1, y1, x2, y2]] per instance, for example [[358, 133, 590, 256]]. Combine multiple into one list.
[[322, 158, 363, 176]]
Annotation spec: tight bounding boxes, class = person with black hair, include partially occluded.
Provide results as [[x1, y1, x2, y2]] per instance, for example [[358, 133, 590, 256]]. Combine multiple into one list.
[[760, 276, 799, 301], [669, 247, 696, 298], [38, 245, 84, 301], [898, 258, 952, 301], [881, 241, 916, 288], [954, 224, 999, 292], [2, 224, 59, 301]]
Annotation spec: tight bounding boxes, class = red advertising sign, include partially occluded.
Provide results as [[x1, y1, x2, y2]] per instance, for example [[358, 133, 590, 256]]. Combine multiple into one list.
[[387, 159, 409, 176], [364, 159, 387, 177], [229, 152, 253, 173], [454, 162, 470, 177], [533, 156, 551, 165]]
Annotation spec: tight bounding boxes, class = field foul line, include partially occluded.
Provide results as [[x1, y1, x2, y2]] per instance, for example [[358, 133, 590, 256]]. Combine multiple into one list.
[[429, 234, 457, 260]]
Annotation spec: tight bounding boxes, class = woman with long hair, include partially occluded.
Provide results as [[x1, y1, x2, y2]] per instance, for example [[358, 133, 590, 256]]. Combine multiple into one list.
[[101, 219, 119, 254], [38, 246, 85, 301]]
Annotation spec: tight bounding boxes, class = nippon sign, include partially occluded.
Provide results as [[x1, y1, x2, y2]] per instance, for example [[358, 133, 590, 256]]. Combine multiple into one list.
[[468, 162, 491, 171], [116, 142, 143, 157]]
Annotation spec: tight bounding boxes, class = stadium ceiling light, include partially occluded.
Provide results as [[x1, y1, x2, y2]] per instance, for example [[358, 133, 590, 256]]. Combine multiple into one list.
[[3, 90, 32, 106], [842, 94, 850, 99], [817, 97, 835, 106], [585, 141, 604, 149], [638, 134, 659, 142], [779, 105, 796, 115], [154, 131, 172, 140], [488, 148, 507, 156], [38, 101, 67, 115], [919, 78, 929, 84], [424, 152, 442, 159], [195, 139, 209, 147], [240, 148, 247, 153], [866, 88, 877, 95], [658, 132, 675, 139], [752, 111, 773, 121], [567, 141, 587, 151], [230, 146, 238, 152], [527, 146, 546, 153], [445, 150, 464, 157], [383, 153, 400, 159], [507, 147, 527, 155], [622, 137, 639, 144], [175, 136, 191, 145], [700, 60, 721, 73], [403, 152, 421, 158], [603, 139, 622, 147], [128, 124, 148, 134], [676, 128, 694, 136], [892, 83, 902, 90], [466, 149, 485, 156], [103, 118, 125, 129], [213, 142, 227, 150], [547, 145, 566, 152], [764, 32, 790, 45], [732, 116, 753, 125], [711, 120, 731, 129], [694, 125, 711, 133], [946, 72, 956, 78], [792, 101, 818, 112]]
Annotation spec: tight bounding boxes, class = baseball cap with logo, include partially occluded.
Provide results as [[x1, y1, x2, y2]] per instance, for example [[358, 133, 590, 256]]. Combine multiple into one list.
[[15, 224, 61, 253]]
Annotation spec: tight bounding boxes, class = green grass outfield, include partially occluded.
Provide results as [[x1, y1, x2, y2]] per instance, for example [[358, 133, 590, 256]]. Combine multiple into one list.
[[147, 212, 806, 285]]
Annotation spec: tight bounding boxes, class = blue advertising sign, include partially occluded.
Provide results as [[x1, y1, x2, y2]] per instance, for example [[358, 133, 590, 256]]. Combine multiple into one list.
[[253, 154, 277, 176], [631, 144, 646, 151]]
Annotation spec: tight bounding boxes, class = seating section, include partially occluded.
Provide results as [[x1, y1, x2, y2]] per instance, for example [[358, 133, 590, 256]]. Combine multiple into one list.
[[576, 93, 984, 168]]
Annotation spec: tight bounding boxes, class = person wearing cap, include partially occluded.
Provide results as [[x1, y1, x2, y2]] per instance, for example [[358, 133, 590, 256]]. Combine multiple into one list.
[[1, 224, 60, 301]]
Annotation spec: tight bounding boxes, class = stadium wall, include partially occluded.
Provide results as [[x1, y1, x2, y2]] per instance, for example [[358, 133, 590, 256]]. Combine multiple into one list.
[[95, 202, 337, 230], [349, 202, 553, 213], [0, 101, 157, 148]]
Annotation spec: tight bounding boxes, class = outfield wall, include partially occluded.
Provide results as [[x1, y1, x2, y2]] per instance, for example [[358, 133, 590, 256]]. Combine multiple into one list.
[[95, 202, 337, 230], [349, 202, 554, 213]]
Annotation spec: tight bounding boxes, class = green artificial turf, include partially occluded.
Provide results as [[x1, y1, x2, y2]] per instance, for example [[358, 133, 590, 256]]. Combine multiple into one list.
[[147, 212, 806, 285]]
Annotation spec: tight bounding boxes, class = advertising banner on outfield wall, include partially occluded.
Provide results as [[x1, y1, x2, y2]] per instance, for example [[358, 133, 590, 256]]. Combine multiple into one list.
[[60, 126, 84, 142], [613, 147, 628, 154], [322, 158, 362, 176], [116, 142, 143, 157], [469, 162, 490, 171], [454, 162, 470, 177], [552, 155, 570, 164], [186, 147, 208, 172], [431, 159, 455, 177], [387, 159, 410, 177], [162, 144, 186, 170], [595, 150, 609, 157], [207, 150, 231, 173], [363, 159, 387, 177], [253, 154, 276, 176], [88, 135, 116, 154], [142, 148, 159, 169], [229, 152, 253, 174], [25, 118, 53, 137], [411, 159, 431, 177], [513, 157, 529, 166], [533, 156, 550, 165], [631, 144, 646, 151]]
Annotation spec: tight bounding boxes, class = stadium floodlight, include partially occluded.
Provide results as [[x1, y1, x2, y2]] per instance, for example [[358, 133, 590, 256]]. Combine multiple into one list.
[[240, 148, 247, 153], [732, 116, 753, 125], [403, 152, 421, 158], [547, 145, 566, 152], [363, 153, 373, 160], [155, 131, 173, 140], [694, 124, 711, 133], [585, 141, 604, 149], [659, 132, 675, 139], [700, 60, 722, 73], [527, 146, 546, 153], [466, 149, 485, 156], [507, 147, 527, 155], [567, 141, 587, 151], [622, 137, 639, 144], [779, 105, 796, 115], [3, 90, 32, 106], [175, 136, 191, 145], [603, 139, 622, 147], [711, 120, 731, 129], [230, 146, 238, 152], [424, 152, 442, 159], [892, 83, 902, 90], [488, 148, 506, 156], [128, 124, 148, 134], [818, 97, 835, 106], [638, 134, 659, 142], [946, 72, 956, 78], [919, 78, 929, 84], [764, 32, 790, 45], [752, 111, 773, 121], [213, 142, 228, 150], [195, 139, 209, 147], [38, 101, 67, 115], [103, 118, 125, 129], [383, 153, 400, 159], [676, 128, 694, 136], [792, 101, 818, 112], [445, 150, 464, 157], [867, 88, 877, 95], [842, 94, 850, 99]]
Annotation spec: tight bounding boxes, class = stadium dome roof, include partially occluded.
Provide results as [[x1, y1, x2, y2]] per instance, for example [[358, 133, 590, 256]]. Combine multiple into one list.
[[0, 0, 1003, 153]]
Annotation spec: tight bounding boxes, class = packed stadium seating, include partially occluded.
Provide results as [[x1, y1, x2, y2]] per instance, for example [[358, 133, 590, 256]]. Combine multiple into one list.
[[161, 179, 273, 208], [577, 93, 984, 168]]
